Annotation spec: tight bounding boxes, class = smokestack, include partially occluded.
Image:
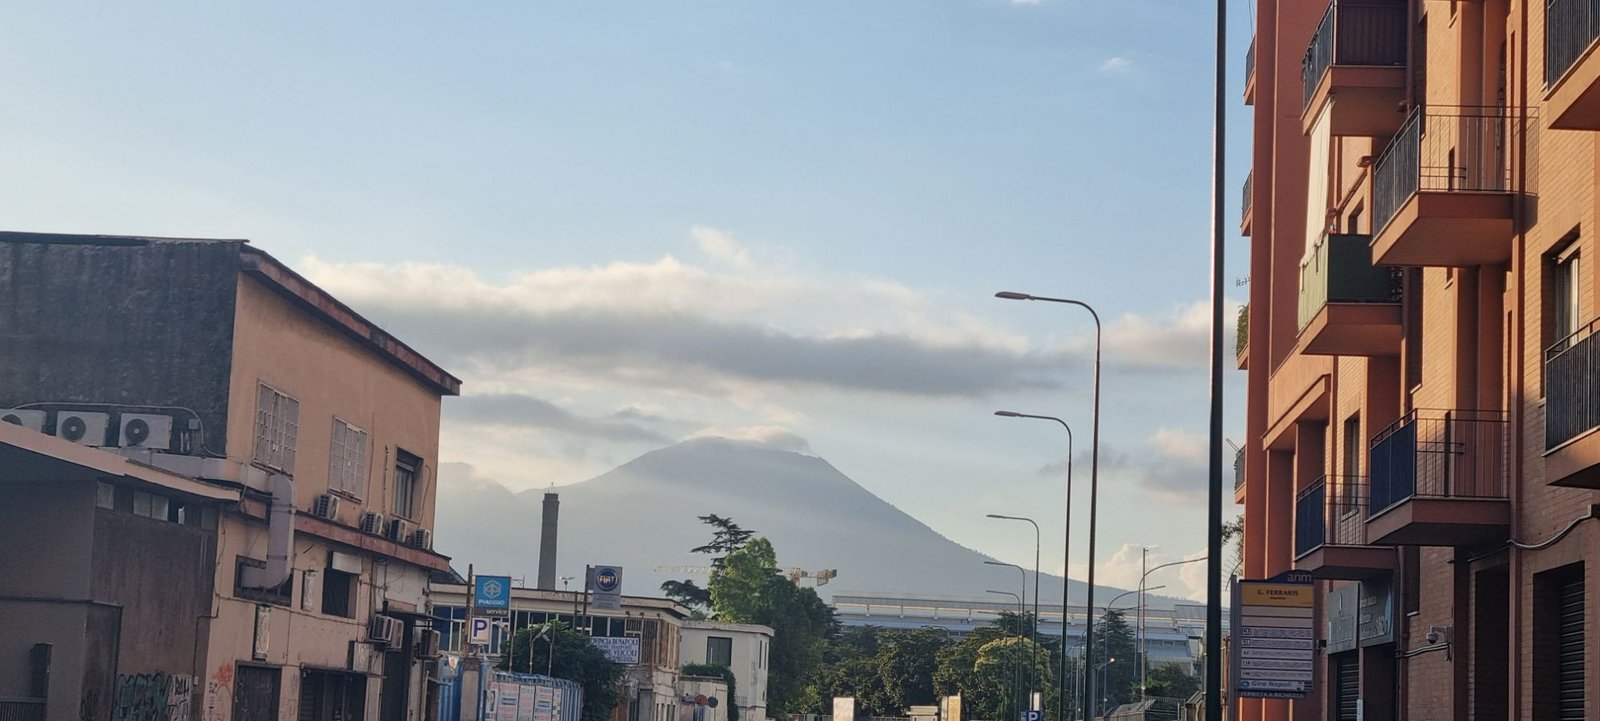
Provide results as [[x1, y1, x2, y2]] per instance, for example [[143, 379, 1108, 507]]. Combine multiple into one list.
[[537, 491, 559, 590]]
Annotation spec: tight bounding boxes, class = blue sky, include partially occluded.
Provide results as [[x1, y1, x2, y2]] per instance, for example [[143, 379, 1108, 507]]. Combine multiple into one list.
[[3, 1, 1256, 599]]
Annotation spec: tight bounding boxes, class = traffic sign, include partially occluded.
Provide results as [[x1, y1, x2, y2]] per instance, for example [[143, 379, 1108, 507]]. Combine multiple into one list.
[[475, 575, 512, 616], [469, 617, 492, 645], [1020, 711, 1042, 721]]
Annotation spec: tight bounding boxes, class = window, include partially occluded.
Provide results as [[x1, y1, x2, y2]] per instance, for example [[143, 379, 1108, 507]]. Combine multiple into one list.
[[235, 556, 293, 606], [706, 636, 733, 667], [1550, 243, 1580, 351], [328, 419, 369, 498], [322, 568, 355, 618], [1341, 415, 1361, 511], [253, 384, 299, 473], [1346, 206, 1362, 235], [97, 482, 115, 509], [393, 450, 420, 520], [133, 491, 170, 521]]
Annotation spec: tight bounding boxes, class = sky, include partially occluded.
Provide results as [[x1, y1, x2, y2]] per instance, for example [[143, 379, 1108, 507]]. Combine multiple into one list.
[[2, 1, 1256, 601]]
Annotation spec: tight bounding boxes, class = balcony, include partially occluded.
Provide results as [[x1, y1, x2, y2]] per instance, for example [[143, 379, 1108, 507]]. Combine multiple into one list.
[[1244, 37, 1257, 106], [1366, 409, 1510, 546], [1240, 170, 1254, 237], [1545, 0, 1600, 130], [1295, 234, 1402, 356], [1294, 477, 1396, 579], [1370, 107, 1520, 267], [1234, 446, 1246, 502], [1545, 319, 1600, 487], [1301, 1, 1408, 136], [1235, 304, 1249, 370]]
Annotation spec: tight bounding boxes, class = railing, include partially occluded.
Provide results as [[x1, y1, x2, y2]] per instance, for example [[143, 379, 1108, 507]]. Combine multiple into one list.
[[0, 699, 46, 721], [1302, 1, 1409, 110], [1234, 446, 1246, 491], [1235, 304, 1249, 358], [1546, 318, 1600, 449], [1245, 37, 1257, 86], [1297, 233, 1402, 330], [1369, 409, 1509, 515], [1546, 0, 1600, 88], [1372, 106, 1517, 237], [1241, 170, 1253, 221], [1294, 476, 1373, 557]]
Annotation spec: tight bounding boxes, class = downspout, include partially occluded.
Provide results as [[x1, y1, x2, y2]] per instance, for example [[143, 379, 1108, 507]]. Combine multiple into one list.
[[241, 473, 295, 589]]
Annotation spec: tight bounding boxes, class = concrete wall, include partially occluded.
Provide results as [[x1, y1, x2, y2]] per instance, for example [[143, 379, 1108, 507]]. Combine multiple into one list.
[[680, 623, 771, 718], [0, 238, 240, 455], [0, 481, 97, 719]]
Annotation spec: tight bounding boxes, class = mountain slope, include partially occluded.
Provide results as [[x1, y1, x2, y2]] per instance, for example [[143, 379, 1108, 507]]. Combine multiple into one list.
[[435, 437, 1154, 607]]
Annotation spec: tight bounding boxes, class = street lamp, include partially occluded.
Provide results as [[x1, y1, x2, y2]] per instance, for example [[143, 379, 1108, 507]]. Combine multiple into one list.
[[1092, 658, 1117, 718], [987, 561, 1029, 716], [992, 412, 1073, 721], [1133, 556, 1208, 702], [995, 291, 1103, 721], [988, 589, 1025, 721], [532, 623, 556, 676], [987, 514, 1041, 716]]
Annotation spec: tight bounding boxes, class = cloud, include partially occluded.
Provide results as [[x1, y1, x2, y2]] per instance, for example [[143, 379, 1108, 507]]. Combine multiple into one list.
[[686, 425, 813, 454], [1076, 544, 1210, 603], [446, 393, 670, 443], [1098, 57, 1132, 73], [692, 225, 750, 267], [1134, 427, 1209, 501]]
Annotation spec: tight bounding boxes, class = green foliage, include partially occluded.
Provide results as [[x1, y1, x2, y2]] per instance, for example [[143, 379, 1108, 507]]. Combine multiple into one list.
[[661, 579, 713, 614], [497, 621, 623, 721], [707, 535, 835, 716], [682, 663, 740, 721], [691, 514, 756, 565], [1142, 663, 1200, 701], [1091, 610, 1139, 715], [1221, 514, 1245, 575], [931, 619, 1055, 721], [807, 626, 953, 717]]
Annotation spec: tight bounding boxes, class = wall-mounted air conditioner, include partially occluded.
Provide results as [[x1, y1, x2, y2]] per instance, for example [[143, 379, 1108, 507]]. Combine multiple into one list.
[[0, 409, 46, 433], [414, 628, 441, 659], [384, 518, 410, 543], [408, 528, 433, 551], [118, 413, 174, 451], [367, 615, 402, 647], [359, 512, 385, 535], [312, 494, 340, 520], [54, 411, 110, 446]]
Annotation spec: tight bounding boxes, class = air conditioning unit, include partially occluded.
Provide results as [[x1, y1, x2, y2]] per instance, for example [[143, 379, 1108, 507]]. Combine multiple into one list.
[[414, 628, 441, 659], [359, 512, 385, 535], [54, 411, 110, 446], [408, 528, 433, 551], [312, 494, 340, 520], [384, 518, 410, 543], [118, 413, 174, 451], [367, 615, 403, 647], [0, 409, 46, 433]]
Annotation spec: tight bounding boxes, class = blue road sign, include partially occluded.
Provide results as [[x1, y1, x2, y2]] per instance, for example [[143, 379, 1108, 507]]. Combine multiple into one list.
[[1021, 711, 1042, 721], [475, 575, 512, 609]]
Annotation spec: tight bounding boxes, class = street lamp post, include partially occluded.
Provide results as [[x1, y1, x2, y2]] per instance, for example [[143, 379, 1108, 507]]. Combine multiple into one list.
[[992, 413, 1072, 721], [1132, 556, 1209, 702], [988, 589, 1026, 721], [1092, 658, 1117, 719], [987, 515, 1041, 716], [987, 561, 1030, 717], [995, 292, 1102, 721]]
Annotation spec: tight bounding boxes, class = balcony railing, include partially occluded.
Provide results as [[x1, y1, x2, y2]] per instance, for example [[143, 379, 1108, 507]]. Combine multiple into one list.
[[1546, 0, 1600, 88], [1246, 37, 1256, 85], [1369, 409, 1509, 515], [1302, 1, 1408, 110], [1241, 170, 1253, 221], [1297, 233, 1401, 330], [0, 699, 45, 721], [1234, 446, 1246, 491], [1546, 318, 1600, 449], [1295, 476, 1372, 556], [1372, 106, 1513, 237]]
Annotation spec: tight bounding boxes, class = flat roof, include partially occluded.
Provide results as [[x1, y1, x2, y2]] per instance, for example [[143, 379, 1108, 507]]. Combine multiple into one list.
[[0, 422, 239, 501]]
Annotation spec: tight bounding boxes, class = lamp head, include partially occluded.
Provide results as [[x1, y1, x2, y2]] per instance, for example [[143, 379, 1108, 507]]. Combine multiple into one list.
[[995, 291, 1033, 300], [994, 410, 1022, 417]]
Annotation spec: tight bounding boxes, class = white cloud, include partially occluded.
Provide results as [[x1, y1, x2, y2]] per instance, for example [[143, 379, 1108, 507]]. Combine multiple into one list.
[[1073, 544, 1210, 603], [1098, 57, 1132, 73], [685, 425, 814, 454], [691, 225, 750, 267]]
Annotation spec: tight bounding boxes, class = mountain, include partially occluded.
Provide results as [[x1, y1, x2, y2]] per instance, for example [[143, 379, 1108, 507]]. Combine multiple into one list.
[[434, 437, 1168, 608]]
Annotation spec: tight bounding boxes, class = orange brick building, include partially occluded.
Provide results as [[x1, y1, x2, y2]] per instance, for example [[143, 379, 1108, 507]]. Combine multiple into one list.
[[1237, 1, 1599, 719]]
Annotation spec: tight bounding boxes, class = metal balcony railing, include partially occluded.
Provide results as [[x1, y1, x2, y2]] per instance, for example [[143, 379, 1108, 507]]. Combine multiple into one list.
[[1371, 106, 1517, 237], [1546, 318, 1600, 449], [1294, 476, 1372, 557], [1302, 1, 1408, 110], [1297, 233, 1402, 330], [0, 699, 45, 721], [1246, 37, 1256, 86], [1234, 446, 1246, 491], [1241, 170, 1253, 221], [1369, 409, 1509, 515], [1547, 0, 1600, 88]]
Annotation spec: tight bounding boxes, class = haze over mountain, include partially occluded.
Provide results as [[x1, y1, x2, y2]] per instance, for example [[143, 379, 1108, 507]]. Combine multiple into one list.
[[437, 437, 1182, 609]]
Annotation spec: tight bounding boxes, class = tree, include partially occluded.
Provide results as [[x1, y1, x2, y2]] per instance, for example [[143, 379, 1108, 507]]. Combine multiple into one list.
[[1221, 515, 1244, 575], [1142, 663, 1200, 701], [874, 628, 951, 712], [1090, 610, 1138, 715], [708, 537, 834, 716], [498, 621, 623, 721], [691, 514, 756, 565], [661, 579, 712, 614]]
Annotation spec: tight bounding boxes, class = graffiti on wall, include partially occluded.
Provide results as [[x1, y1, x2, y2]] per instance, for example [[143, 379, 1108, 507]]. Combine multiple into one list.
[[204, 663, 234, 721], [111, 672, 195, 721]]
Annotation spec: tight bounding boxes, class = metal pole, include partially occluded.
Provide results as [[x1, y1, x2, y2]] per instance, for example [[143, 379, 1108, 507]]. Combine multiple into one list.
[[990, 297, 1099, 721], [992, 416, 1073, 721], [1138, 549, 1146, 703], [1206, 0, 1228, 719], [985, 516, 1042, 714]]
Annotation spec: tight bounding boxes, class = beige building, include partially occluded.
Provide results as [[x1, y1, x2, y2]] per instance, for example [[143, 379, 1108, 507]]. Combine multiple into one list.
[[1239, 1, 1600, 719], [0, 232, 460, 721], [678, 621, 773, 721]]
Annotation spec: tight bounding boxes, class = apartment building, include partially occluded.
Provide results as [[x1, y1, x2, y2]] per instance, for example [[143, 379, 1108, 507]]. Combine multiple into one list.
[[1238, 1, 1600, 720], [678, 620, 774, 721], [0, 233, 460, 721]]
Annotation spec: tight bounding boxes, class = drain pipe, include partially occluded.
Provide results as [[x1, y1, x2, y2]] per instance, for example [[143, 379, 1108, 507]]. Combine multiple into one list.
[[242, 473, 295, 589]]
